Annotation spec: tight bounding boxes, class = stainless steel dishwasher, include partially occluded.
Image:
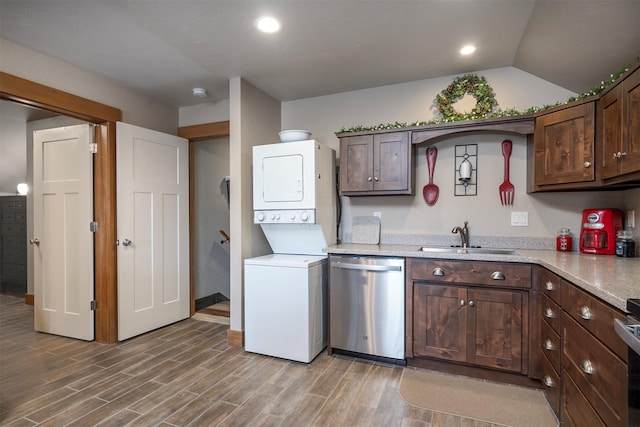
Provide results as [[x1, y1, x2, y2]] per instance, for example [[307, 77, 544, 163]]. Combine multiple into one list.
[[329, 255, 405, 361]]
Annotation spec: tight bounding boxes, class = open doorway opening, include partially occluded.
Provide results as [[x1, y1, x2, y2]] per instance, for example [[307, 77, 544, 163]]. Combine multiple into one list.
[[193, 137, 231, 322]]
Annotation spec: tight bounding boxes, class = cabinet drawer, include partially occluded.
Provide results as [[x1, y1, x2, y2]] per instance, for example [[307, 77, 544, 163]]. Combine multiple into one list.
[[540, 268, 562, 305], [2, 249, 26, 264], [1, 213, 15, 222], [1, 235, 26, 248], [1, 262, 27, 280], [561, 373, 606, 427], [541, 293, 561, 334], [562, 313, 627, 427], [541, 317, 561, 373], [540, 350, 561, 417], [562, 282, 627, 360], [0, 201, 16, 212], [410, 259, 531, 288], [1, 223, 26, 236]]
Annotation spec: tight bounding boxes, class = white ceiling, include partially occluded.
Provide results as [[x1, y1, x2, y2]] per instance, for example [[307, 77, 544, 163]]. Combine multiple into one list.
[[1, 0, 638, 108]]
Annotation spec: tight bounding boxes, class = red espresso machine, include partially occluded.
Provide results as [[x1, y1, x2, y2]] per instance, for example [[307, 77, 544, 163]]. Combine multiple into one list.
[[579, 208, 623, 254]]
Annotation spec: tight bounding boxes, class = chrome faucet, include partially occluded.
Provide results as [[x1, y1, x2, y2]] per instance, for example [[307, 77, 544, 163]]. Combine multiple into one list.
[[452, 221, 469, 248]]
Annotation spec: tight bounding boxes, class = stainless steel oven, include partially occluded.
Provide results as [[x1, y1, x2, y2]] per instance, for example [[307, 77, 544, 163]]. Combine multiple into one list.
[[614, 299, 640, 426]]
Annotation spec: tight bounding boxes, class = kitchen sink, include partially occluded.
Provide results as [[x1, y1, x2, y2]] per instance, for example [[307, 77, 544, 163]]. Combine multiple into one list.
[[419, 246, 518, 255]]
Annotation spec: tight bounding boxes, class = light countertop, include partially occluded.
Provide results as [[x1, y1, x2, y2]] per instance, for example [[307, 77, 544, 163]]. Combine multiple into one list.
[[327, 244, 640, 312]]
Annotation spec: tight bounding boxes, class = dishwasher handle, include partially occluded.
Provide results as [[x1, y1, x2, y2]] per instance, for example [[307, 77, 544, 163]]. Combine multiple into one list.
[[331, 262, 403, 272]]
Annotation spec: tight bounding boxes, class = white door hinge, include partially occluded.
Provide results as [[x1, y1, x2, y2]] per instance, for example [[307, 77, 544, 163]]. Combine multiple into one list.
[[90, 300, 98, 311], [89, 143, 98, 154], [90, 221, 98, 233]]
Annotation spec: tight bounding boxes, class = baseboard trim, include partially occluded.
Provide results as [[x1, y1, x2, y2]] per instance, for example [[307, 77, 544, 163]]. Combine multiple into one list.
[[25, 293, 34, 305], [227, 329, 243, 347]]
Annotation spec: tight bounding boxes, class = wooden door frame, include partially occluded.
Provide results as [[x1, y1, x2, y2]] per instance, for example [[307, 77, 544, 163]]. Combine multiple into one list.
[[1, 72, 121, 343], [177, 122, 231, 315]]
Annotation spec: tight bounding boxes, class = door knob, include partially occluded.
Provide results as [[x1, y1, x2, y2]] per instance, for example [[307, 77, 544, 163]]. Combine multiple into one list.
[[29, 238, 40, 246], [122, 239, 133, 247]]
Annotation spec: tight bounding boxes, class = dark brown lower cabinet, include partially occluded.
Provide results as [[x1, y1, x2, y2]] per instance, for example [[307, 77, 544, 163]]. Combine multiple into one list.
[[412, 283, 525, 373], [562, 373, 606, 427], [538, 267, 628, 426]]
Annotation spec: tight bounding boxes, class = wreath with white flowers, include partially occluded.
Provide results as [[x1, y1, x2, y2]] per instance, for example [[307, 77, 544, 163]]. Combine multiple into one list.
[[435, 74, 498, 120]]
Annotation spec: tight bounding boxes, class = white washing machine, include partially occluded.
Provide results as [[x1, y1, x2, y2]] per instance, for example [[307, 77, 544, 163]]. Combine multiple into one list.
[[244, 254, 327, 363]]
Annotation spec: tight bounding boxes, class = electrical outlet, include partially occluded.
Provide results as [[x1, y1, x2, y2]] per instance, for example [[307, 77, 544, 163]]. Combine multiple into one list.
[[511, 212, 529, 227], [373, 211, 381, 219], [627, 210, 635, 229]]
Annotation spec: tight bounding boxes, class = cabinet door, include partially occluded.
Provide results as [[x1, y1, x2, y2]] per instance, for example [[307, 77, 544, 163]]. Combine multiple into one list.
[[598, 84, 623, 180], [621, 67, 640, 175], [467, 288, 523, 372], [534, 101, 595, 186], [373, 132, 411, 192], [413, 283, 467, 362], [339, 135, 374, 193]]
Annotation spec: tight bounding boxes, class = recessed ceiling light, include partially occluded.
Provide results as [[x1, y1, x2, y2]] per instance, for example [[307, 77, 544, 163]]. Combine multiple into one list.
[[255, 16, 281, 33], [192, 88, 207, 97], [460, 45, 476, 55]]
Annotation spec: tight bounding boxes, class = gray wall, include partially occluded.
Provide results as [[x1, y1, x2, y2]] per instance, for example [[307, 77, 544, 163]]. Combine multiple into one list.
[[281, 66, 637, 246], [1, 38, 178, 134]]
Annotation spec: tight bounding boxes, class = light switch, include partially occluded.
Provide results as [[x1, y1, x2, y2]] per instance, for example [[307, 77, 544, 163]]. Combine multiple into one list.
[[511, 212, 529, 227]]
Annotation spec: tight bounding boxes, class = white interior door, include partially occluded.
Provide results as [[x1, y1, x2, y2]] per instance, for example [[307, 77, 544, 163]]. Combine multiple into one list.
[[33, 124, 94, 341], [117, 122, 189, 341]]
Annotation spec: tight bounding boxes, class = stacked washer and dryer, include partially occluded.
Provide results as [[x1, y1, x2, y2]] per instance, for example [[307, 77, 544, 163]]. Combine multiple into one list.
[[244, 139, 336, 363]]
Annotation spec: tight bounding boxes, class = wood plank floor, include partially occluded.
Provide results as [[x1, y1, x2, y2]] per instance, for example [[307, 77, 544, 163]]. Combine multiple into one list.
[[1, 293, 507, 426]]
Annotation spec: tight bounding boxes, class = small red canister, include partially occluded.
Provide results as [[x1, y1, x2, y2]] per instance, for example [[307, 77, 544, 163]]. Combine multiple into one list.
[[556, 228, 573, 252]]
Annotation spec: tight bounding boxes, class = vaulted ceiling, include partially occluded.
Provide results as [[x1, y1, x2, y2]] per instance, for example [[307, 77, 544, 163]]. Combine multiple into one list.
[[1, 0, 638, 107]]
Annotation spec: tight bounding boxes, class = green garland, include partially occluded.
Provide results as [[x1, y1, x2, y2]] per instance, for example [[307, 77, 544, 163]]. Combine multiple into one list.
[[337, 60, 637, 134], [435, 74, 497, 120]]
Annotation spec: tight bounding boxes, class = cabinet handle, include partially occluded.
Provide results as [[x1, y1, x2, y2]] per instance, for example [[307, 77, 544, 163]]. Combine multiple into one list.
[[545, 281, 555, 291], [543, 339, 555, 351], [29, 238, 40, 246], [620, 152, 628, 158], [583, 161, 592, 168], [374, 176, 379, 181], [468, 300, 475, 307], [613, 152, 619, 159], [542, 375, 555, 387], [368, 177, 372, 182], [580, 359, 595, 375], [544, 307, 555, 318], [460, 299, 465, 306], [491, 271, 505, 280], [432, 267, 445, 276], [578, 305, 592, 320]]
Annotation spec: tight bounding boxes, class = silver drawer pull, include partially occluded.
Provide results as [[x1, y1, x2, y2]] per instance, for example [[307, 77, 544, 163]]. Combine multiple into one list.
[[545, 281, 555, 291], [580, 359, 595, 375], [491, 271, 505, 280], [544, 307, 555, 318], [460, 300, 465, 306], [432, 267, 445, 276], [542, 375, 555, 387], [543, 339, 554, 351], [578, 305, 592, 320], [468, 300, 475, 307]]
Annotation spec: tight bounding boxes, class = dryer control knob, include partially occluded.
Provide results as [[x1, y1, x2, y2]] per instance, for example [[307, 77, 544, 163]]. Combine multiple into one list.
[[257, 212, 265, 222], [301, 212, 310, 221], [290, 214, 296, 220]]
